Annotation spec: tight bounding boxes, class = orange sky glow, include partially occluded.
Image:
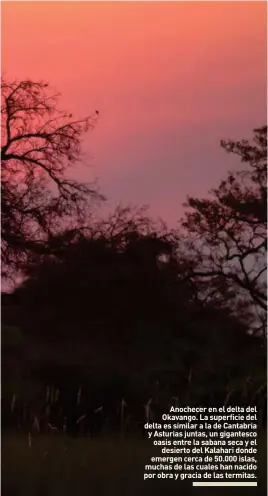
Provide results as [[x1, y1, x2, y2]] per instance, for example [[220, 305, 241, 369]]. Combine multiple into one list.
[[1, 1, 267, 224]]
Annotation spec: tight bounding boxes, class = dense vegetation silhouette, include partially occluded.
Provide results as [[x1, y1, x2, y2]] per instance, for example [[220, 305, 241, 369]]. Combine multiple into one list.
[[1, 78, 267, 438]]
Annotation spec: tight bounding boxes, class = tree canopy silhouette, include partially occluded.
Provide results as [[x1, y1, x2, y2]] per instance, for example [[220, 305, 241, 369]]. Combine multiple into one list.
[[182, 126, 267, 335], [1, 114, 266, 431], [1, 77, 104, 279], [8, 206, 263, 385]]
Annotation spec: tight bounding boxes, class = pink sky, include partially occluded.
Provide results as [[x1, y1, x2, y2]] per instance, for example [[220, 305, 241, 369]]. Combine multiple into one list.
[[2, 1, 267, 225]]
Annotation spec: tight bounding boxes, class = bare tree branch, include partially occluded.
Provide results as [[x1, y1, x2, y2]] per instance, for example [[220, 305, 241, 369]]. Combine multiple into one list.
[[1, 77, 105, 278]]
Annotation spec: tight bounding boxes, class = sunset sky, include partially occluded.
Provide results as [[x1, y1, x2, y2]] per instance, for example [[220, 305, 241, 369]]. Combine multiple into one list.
[[2, 1, 267, 225]]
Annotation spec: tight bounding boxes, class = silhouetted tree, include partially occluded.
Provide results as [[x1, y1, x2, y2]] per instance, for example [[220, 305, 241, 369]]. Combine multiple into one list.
[[181, 126, 267, 335], [4, 204, 264, 412], [1, 77, 104, 279], [14, 207, 183, 359], [2, 92, 266, 434]]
